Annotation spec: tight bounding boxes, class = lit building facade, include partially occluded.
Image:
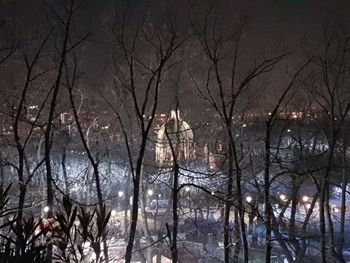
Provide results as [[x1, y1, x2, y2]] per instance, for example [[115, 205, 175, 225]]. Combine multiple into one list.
[[155, 110, 194, 165]]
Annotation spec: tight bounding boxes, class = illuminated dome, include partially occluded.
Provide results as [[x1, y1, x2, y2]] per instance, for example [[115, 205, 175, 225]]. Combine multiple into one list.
[[157, 111, 193, 143], [155, 110, 194, 165]]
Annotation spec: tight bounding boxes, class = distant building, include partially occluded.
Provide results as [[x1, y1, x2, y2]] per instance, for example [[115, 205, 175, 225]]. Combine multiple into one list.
[[155, 110, 194, 165], [155, 110, 219, 170]]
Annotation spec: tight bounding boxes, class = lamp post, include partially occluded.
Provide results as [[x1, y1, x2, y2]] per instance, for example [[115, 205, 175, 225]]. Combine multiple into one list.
[[118, 191, 124, 211], [43, 206, 50, 213], [301, 195, 311, 215], [302, 196, 309, 202], [279, 194, 287, 201], [147, 189, 154, 207], [42, 205, 50, 219], [246, 196, 252, 203]]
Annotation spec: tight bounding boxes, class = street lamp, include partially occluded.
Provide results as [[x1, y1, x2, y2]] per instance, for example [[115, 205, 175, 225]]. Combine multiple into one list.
[[302, 196, 309, 202], [279, 194, 286, 201], [246, 196, 252, 203], [43, 206, 50, 213], [118, 191, 124, 210], [147, 189, 154, 207]]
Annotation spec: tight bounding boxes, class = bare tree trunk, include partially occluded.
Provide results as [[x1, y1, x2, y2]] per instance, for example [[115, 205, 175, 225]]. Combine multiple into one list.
[[124, 174, 131, 236], [68, 86, 108, 262], [224, 145, 234, 263], [61, 146, 70, 196], [125, 150, 146, 263], [139, 164, 153, 263], [44, 0, 73, 221], [232, 142, 248, 262], [264, 122, 272, 263], [338, 133, 347, 257], [171, 162, 179, 263]]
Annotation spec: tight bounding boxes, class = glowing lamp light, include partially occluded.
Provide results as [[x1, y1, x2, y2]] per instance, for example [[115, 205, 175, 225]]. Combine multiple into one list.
[[306, 203, 311, 209], [147, 189, 154, 196], [118, 191, 124, 197], [43, 206, 50, 213], [279, 194, 286, 201], [246, 196, 252, 203], [185, 186, 190, 192], [302, 196, 309, 202], [111, 210, 117, 217]]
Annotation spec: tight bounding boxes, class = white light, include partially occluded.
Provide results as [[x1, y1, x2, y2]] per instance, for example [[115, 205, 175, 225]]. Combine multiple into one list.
[[185, 186, 190, 192], [111, 210, 117, 216], [306, 203, 311, 209], [302, 196, 309, 202], [43, 206, 50, 213], [242, 124, 247, 128], [29, 105, 38, 110], [211, 191, 215, 196], [287, 129, 291, 133], [334, 207, 340, 213], [118, 191, 124, 197], [279, 194, 286, 201], [147, 189, 154, 196], [246, 196, 252, 203]]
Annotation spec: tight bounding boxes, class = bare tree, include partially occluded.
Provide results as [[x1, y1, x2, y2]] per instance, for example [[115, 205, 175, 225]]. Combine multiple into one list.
[[307, 19, 350, 263], [262, 59, 312, 263], [190, 7, 286, 262], [66, 57, 112, 261], [107, 5, 188, 262], [10, 35, 51, 254]]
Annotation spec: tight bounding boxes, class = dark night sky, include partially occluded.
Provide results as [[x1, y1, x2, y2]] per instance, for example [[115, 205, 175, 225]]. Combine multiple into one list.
[[1, 0, 350, 118]]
